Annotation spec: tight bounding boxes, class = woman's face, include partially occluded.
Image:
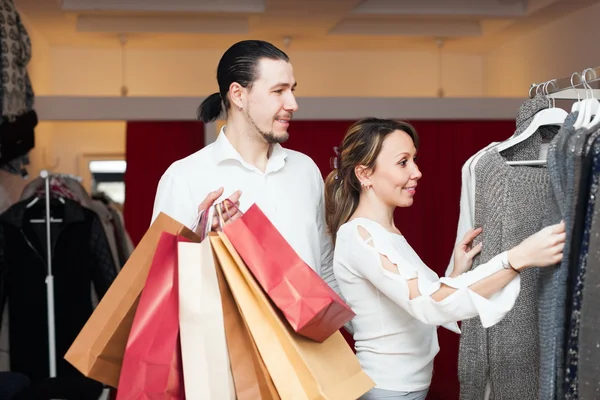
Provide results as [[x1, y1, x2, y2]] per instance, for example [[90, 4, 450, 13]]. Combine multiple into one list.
[[367, 130, 422, 208]]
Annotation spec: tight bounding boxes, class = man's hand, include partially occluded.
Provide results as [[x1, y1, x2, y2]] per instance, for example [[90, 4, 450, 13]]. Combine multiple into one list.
[[194, 188, 242, 235]]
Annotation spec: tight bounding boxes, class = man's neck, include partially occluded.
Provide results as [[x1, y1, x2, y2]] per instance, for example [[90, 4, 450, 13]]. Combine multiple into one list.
[[224, 117, 272, 173]]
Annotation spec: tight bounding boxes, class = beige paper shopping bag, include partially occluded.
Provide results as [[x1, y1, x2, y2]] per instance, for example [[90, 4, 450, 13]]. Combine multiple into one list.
[[65, 213, 200, 388], [211, 233, 374, 400], [178, 239, 236, 399]]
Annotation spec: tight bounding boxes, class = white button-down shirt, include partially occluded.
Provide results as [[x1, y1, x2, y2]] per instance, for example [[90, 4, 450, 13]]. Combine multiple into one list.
[[151, 127, 334, 279]]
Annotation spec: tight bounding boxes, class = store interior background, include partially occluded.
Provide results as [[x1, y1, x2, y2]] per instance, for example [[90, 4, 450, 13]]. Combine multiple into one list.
[[5, 0, 600, 399]]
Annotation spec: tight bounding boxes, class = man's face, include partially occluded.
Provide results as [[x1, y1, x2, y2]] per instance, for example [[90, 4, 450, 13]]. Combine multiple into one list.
[[243, 58, 298, 144]]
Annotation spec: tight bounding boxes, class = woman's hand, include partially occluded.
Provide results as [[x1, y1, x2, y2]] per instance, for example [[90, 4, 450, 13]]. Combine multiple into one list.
[[507, 221, 566, 272], [452, 227, 484, 277]]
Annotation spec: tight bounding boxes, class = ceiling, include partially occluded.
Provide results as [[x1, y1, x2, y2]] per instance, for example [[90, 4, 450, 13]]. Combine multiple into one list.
[[14, 0, 600, 53]]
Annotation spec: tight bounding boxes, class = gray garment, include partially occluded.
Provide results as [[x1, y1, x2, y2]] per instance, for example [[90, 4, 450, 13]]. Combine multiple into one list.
[[107, 204, 133, 268], [458, 125, 556, 400], [578, 138, 600, 399], [537, 112, 578, 400], [457, 95, 552, 400], [360, 388, 428, 400]]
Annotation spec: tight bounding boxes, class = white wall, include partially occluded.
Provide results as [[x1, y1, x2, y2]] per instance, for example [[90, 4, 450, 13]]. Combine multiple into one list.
[[50, 47, 484, 98], [484, 1, 600, 97], [43, 47, 485, 188]]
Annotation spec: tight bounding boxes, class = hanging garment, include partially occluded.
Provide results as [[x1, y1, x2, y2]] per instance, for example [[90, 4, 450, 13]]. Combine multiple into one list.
[[107, 204, 133, 267], [458, 96, 558, 400], [92, 192, 133, 268], [21, 176, 122, 268], [446, 96, 550, 278], [445, 141, 498, 277], [0, 196, 118, 383], [562, 130, 600, 399], [0, 1, 36, 178], [0, 0, 34, 118], [0, 110, 36, 171], [537, 111, 579, 400], [578, 136, 600, 399]]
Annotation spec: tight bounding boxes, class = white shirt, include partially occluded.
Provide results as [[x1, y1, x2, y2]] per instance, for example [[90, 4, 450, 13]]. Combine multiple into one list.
[[334, 218, 520, 392], [151, 127, 334, 279]]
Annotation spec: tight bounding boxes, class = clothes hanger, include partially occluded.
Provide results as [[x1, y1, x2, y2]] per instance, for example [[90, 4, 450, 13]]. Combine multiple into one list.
[[574, 68, 599, 129], [583, 68, 600, 129], [570, 72, 582, 113], [505, 81, 567, 166], [497, 80, 567, 156]]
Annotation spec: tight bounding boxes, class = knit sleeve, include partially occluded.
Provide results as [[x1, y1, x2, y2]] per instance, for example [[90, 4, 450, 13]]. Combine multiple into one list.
[[341, 222, 521, 328]]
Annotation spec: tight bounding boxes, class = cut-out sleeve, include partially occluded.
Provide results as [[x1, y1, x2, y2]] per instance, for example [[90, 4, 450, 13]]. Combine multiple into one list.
[[342, 222, 520, 329]]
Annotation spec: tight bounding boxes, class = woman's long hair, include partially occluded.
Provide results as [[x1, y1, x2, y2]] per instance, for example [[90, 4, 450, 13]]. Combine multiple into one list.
[[324, 118, 419, 244]]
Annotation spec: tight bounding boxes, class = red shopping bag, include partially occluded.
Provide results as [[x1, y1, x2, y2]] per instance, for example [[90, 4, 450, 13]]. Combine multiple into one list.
[[116, 232, 185, 400], [222, 203, 355, 342]]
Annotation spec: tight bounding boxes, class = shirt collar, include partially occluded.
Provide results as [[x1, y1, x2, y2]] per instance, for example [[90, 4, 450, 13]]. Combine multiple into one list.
[[212, 125, 288, 174]]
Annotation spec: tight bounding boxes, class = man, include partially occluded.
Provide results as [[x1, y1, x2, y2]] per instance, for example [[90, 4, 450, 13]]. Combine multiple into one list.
[[151, 40, 335, 283]]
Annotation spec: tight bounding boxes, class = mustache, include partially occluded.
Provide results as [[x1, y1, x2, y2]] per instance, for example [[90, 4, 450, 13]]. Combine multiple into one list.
[[275, 113, 293, 120]]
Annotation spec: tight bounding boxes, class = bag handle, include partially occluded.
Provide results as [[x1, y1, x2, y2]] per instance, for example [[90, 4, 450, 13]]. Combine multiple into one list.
[[192, 198, 242, 239], [215, 199, 242, 232], [190, 205, 215, 241]]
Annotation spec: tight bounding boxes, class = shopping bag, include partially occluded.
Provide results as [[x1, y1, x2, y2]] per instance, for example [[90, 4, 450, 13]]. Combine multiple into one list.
[[116, 232, 184, 399], [177, 238, 236, 399], [65, 213, 200, 388], [211, 233, 374, 400], [213, 234, 280, 400], [222, 203, 355, 342]]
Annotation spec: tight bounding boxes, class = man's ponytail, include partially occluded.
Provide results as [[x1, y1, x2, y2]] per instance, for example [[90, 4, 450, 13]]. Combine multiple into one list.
[[197, 92, 223, 123]]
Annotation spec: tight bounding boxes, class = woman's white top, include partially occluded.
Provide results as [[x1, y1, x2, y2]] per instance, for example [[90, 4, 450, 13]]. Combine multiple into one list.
[[333, 218, 520, 392]]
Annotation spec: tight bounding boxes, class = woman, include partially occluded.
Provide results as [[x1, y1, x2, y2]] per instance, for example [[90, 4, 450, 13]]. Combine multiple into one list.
[[324, 118, 565, 400]]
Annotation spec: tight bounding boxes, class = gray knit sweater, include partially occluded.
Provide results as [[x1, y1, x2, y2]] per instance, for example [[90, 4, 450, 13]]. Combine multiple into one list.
[[458, 117, 558, 399]]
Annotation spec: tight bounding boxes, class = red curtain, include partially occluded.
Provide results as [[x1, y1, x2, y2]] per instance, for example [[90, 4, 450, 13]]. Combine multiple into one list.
[[123, 121, 204, 245], [285, 119, 514, 400]]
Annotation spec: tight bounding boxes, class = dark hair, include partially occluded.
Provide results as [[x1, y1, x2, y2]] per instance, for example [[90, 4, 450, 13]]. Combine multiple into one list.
[[197, 40, 290, 122], [324, 118, 419, 244]]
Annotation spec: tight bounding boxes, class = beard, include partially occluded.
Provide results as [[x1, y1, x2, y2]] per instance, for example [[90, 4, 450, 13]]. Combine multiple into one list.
[[246, 107, 290, 144]]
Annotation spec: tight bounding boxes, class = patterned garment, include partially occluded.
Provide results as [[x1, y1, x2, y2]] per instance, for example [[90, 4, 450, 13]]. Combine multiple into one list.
[[564, 132, 600, 399], [33, 176, 80, 203], [0, 0, 34, 118], [578, 138, 600, 399]]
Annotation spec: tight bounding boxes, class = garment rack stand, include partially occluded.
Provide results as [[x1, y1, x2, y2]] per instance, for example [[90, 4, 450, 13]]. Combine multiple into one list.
[[40, 168, 57, 379], [529, 65, 600, 100]]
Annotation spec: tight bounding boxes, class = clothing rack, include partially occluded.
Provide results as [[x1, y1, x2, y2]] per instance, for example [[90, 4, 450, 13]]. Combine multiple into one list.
[[37, 170, 83, 378], [40, 168, 57, 379], [529, 65, 600, 100]]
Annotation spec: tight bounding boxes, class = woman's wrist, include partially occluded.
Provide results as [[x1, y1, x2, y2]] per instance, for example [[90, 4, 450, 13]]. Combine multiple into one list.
[[507, 248, 528, 272]]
